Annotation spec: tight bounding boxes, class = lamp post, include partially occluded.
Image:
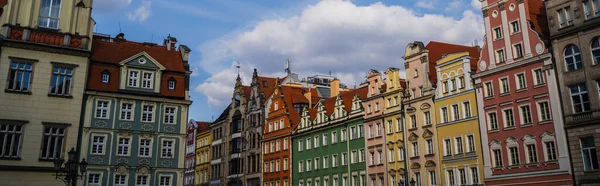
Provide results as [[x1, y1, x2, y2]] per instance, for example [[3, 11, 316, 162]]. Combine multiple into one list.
[[53, 147, 88, 186]]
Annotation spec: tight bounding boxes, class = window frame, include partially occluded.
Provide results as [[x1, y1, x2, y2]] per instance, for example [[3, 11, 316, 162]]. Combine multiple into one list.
[[564, 44, 583, 71], [38, 0, 62, 29], [39, 124, 67, 160], [141, 104, 155, 123], [164, 106, 177, 124], [48, 63, 76, 96]]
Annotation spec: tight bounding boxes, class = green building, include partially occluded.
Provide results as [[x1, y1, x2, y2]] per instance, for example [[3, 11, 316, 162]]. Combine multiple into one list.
[[292, 86, 368, 186]]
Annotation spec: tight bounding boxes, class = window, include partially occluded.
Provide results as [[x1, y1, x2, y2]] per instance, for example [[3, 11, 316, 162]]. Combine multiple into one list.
[[557, 6, 573, 27], [284, 158, 289, 170], [509, 147, 520, 165], [323, 156, 329, 168], [332, 131, 337, 143], [314, 136, 319, 148], [38, 0, 61, 28], [387, 120, 393, 134], [533, 68, 545, 85], [7, 61, 34, 92], [368, 105, 372, 113], [424, 111, 431, 125], [447, 170, 455, 185], [467, 135, 475, 152], [359, 125, 364, 138], [162, 140, 173, 158], [298, 161, 303, 172], [526, 144, 538, 163], [452, 104, 459, 121], [415, 173, 421, 186], [583, 0, 600, 19], [115, 175, 126, 186], [410, 115, 417, 129], [91, 136, 105, 154], [142, 105, 154, 122], [160, 176, 171, 186], [0, 122, 24, 158], [342, 152, 348, 165], [504, 109, 515, 128], [471, 167, 479, 184], [117, 138, 130, 156], [565, 45, 582, 71], [277, 160, 281, 171], [485, 82, 494, 97], [89, 174, 101, 186], [375, 103, 380, 111], [519, 105, 532, 124], [412, 142, 419, 157], [279, 119, 284, 129], [377, 151, 382, 164], [451, 79, 457, 92], [441, 107, 449, 123], [332, 154, 338, 167], [427, 139, 434, 154], [513, 43, 523, 58], [459, 76, 465, 89], [545, 141, 557, 161], [268, 123, 273, 132], [494, 27, 502, 39], [375, 124, 381, 137], [352, 150, 358, 163], [500, 77, 509, 94], [496, 49, 506, 63], [488, 112, 498, 130], [516, 73, 526, 90], [140, 139, 151, 157], [49, 66, 74, 96], [581, 137, 599, 171], [592, 37, 600, 64], [510, 20, 520, 33], [137, 175, 149, 186], [351, 126, 357, 139], [164, 107, 176, 124], [274, 102, 279, 110], [370, 151, 374, 165], [40, 126, 65, 160], [96, 101, 109, 119], [120, 103, 133, 121], [459, 169, 467, 185], [444, 139, 452, 156], [342, 129, 347, 141], [396, 118, 403, 132], [570, 84, 590, 113], [443, 81, 449, 93], [455, 137, 464, 154], [276, 140, 281, 151], [321, 134, 328, 146], [389, 149, 395, 162], [168, 79, 176, 90], [493, 149, 503, 167], [129, 71, 139, 87], [360, 149, 366, 162], [141, 72, 153, 88]]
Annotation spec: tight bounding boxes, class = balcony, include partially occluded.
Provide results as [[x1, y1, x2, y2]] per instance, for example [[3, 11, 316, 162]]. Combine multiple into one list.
[[5, 26, 89, 50], [566, 110, 600, 126]]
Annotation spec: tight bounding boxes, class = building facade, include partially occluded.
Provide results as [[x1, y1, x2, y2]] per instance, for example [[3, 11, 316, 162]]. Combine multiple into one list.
[[81, 33, 192, 186], [0, 0, 94, 185], [434, 51, 484, 186], [382, 68, 407, 185], [210, 105, 230, 186], [473, 0, 572, 185], [545, 0, 600, 185], [363, 70, 388, 186], [187, 121, 199, 186], [195, 121, 211, 186]]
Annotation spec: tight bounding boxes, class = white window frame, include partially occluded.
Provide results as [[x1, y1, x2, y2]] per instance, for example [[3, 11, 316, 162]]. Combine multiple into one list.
[[161, 139, 174, 158], [532, 68, 545, 86], [117, 137, 131, 156], [141, 104, 155, 123], [164, 106, 177, 124], [128, 70, 140, 87], [139, 138, 152, 157], [496, 48, 506, 63], [502, 108, 515, 128], [88, 172, 103, 186], [487, 111, 498, 131], [519, 104, 533, 125], [499, 77, 510, 94], [91, 135, 106, 155], [142, 72, 154, 89], [515, 72, 526, 90], [159, 175, 173, 186], [114, 174, 127, 186], [485, 81, 494, 97], [510, 19, 520, 34], [120, 102, 134, 121], [95, 100, 110, 119]]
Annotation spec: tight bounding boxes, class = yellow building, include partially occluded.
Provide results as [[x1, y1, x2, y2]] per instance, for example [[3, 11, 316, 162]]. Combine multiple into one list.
[[383, 67, 407, 185], [434, 51, 484, 185], [0, 0, 94, 186], [195, 121, 211, 186]]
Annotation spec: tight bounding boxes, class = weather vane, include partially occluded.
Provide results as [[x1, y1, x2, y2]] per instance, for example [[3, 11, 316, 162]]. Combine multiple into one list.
[[235, 61, 241, 76]]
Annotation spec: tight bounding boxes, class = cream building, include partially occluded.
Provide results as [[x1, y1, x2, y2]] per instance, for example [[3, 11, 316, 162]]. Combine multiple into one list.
[[0, 0, 94, 185]]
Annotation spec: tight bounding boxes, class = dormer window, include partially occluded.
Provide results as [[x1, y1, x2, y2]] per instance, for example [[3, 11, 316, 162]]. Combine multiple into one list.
[[101, 70, 110, 83], [129, 71, 139, 87], [263, 81, 268, 87], [168, 78, 176, 90], [38, 0, 62, 29], [142, 72, 153, 89]]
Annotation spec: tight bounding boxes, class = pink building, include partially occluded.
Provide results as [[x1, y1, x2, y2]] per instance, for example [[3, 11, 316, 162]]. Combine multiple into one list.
[[363, 70, 388, 186], [185, 121, 198, 186], [472, 0, 572, 185]]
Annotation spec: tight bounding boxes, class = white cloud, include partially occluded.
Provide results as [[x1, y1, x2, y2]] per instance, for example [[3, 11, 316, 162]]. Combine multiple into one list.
[[415, 1, 435, 9], [94, 0, 132, 13], [195, 0, 484, 108], [471, 0, 482, 10], [127, 0, 151, 22], [446, 0, 464, 12]]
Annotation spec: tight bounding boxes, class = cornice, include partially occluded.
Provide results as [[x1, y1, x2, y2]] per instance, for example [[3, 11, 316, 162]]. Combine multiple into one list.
[[472, 53, 551, 79], [2, 38, 90, 57]]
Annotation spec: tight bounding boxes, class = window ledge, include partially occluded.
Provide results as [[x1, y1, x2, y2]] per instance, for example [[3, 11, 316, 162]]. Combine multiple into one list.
[[520, 123, 534, 128], [5, 89, 32, 95], [515, 88, 527, 93], [583, 169, 600, 173], [491, 166, 504, 171], [410, 156, 420, 160], [507, 165, 521, 169], [543, 160, 558, 165], [533, 84, 546, 89], [503, 126, 516, 131], [484, 96, 495, 100], [38, 158, 55, 162], [499, 92, 511, 97], [454, 153, 464, 157], [47, 94, 73, 99], [525, 162, 540, 167], [424, 153, 434, 157], [465, 152, 477, 156], [408, 128, 418, 132], [422, 124, 432, 129], [0, 157, 21, 160], [538, 120, 552, 125], [510, 31, 522, 35], [443, 155, 453, 159], [487, 129, 499, 134]]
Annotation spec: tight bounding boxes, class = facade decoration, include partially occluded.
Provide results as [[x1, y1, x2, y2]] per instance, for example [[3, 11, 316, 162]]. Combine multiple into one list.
[[194, 120, 211, 186], [363, 70, 388, 186], [383, 68, 406, 186]]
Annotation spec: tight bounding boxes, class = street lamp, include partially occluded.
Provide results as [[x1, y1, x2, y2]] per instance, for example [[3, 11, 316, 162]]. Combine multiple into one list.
[[53, 147, 88, 186]]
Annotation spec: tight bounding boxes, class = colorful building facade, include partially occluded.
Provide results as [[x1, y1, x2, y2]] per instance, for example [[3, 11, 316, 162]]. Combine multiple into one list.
[[363, 70, 388, 186], [473, 0, 572, 185], [195, 121, 211, 186], [187, 121, 199, 186], [0, 0, 94, 185], [81, 34, 192, 186], [434, 51, 484, 185], [382, 68, 406, 185]]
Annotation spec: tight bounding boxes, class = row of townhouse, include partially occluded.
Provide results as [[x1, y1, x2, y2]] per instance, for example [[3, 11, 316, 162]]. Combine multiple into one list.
[[0, 1, 193, 186]]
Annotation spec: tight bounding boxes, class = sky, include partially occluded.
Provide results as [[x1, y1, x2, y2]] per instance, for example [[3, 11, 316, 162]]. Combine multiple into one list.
[[92, 0, 485, 122]]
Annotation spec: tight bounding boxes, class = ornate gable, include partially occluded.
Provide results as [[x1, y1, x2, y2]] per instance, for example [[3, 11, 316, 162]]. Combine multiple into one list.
[[408, 132, 419, 141], [425, 160, 436, 167], [119, 51, 166, 70], [422, 129, 433, 138], [410, 162, 421, 169]]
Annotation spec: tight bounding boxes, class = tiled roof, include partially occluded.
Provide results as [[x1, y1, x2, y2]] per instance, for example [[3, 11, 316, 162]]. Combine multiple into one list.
[[257, 76, 277, 103], [196, 121, 211, 133], [91, 38, 186, 72], [426, 41, 480, 83], [242, 86, 252, 98], [213, 103, 231, 124], [280, 86, 309, 126]]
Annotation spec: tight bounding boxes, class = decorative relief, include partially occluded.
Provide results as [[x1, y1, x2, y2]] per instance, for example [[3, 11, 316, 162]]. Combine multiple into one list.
[[517, 0, 523, 4], [492, 10, 498, 18], [140, 132, 153, 138], [165, 126, 175, 133], [574, 7, 581, 19], [136, 165, 151, 175], [161, 160, 172, 167], [115, 164, 129, 174], [509, 4, 515, 12], [117, 158, 128, 164], [139, 158, 151, 165], [119, 122, 132, 129], [482, 10, 489, 17], [420, 103, 431, 110], [536, 43, 544, 55], [118, 130, 132, 136], [91, 156, 103, 164], [425, 160, 436, 167], [479, 60, 487, 71], [94, 120, 108, 128], [498, 2, 505, 11], [410, 162, 421, 169], [142, 124, 154, 131], [549, 16, 555, 27]]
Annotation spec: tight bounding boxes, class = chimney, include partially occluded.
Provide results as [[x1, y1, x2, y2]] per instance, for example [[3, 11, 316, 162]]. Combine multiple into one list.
[[164, 34, 177, 51], [179, 44, 191, 62], [330, 78, 340, 98], [115, 33, 126, 42]]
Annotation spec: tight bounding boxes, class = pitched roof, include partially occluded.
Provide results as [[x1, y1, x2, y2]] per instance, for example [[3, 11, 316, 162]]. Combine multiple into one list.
[[195, 121, 211, 133], [425, 41, 480, 83], [242, 86, 252, 98], [308, 85, 368, 120], [91, 38, 186, 72], [213, 103, 231, 124], [280, 86, 309, 126], [257, 76, 277, 103]]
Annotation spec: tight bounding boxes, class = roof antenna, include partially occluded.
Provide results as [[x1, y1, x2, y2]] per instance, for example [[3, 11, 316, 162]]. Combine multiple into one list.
[[235, 61, 241, 77], [151, 33, 154, 43], [118, 21, 122, 33], [329, 70, 331, 75]]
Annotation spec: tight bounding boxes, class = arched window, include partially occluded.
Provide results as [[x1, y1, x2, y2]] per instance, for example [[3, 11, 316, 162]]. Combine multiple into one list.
[[565, 45, 582, 71], [591, 37, 600, 64]]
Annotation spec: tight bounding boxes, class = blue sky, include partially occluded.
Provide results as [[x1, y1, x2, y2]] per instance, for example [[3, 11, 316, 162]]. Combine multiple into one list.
[[92, 0, 484, 122]]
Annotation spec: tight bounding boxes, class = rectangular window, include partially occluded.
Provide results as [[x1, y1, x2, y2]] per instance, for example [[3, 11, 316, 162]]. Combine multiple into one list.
[[89, 174, 101, 186], [142, 72, 153, 89], [277, 160, 281, 171], [276, 140, 281, 151], [389, 149, 395, 162], [168, 80, 175, 90], [533, 69, 545, 85], [375, 124, 381, 137], [441, 107, 449, 123], [471, 167, 479, 184], [284, 138, 289, 150], [452, 104, 460, 121], [369, 125, 374, 138], [360, 149, 366, 162], [117, 138, 130, 156], [40, 126, 65, 160], [488, 112, 498, 130], [398, 147, 405, 161], [377, 151, 382, 164], [513, 43, 523, 58], [142, 105, 154, 122], [314, 136, 319, 148], [444, 139, 452, 156], [160, 176, 171, 186], [333, 154, 338, 167], [520, 105, 532, 124], [459, 169, 467, 185], [0, 123, 24, 158], [429, 171, 436, 186], [467, 135, 475, 152], [396, 118, 403, 132], [557, 6, 573, 27], [137, 175, 149, 186], [500, 77, 510, 93], [455, 137, 464, 154], [510, 20, 520, 33], [92, 136, 105, 155], [494, 27, 502, 39], [121, 103, 133, 121], [49, 66, 74, 96], [516, 73, 526, 89], [352, 150, 358, 163], [162, 140, 173, 158], [164, 107, 176, 124], [509, 147, 520, 165], [351, 126, 357, 139], [306, 138, 311, 150], [463, 101, 471, 118], [323, 156, 329, 168], [493, 149, 503, 167], [427, 139, 433, 154], [447, 170, 455, 185], [570, 84, 590, 113], [7, 61, 34, 92], [342, 152, 348, 165], [504, 109, 515, 127], [38, 0, 61, 28], [424, 111, 431, 125], [581, 137, 599, 171], [284, 158, 289, 170], [115, 175, 126, 186], [527, 144, 538, 163], [370, 152, 374, 165], [485, 82, 494, 97], [140, 139, 151, 157], [322, 134, 327, 146], [96, 101, 109, 119], [545, 141, 557, 161], [443, 81, 449, 93], [332, 131, 337, 144], [410, 115, 417, 128], [387, 120, 393, 134], [583, 0, 600, 19], [413, 142, 419, 157], [342, 129, 347, 141], [359, 125, 364, 138], [129, 71, 139, 87], [537, 101, 551, 121]]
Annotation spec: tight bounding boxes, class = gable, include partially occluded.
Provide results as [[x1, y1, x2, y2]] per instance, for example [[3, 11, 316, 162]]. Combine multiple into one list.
[[119, 51, 166, 71]]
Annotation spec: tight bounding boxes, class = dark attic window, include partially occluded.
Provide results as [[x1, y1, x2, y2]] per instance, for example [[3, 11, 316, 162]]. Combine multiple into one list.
[[101, 70, 110, 83], [168, 77, 176, 90], [263, 80, 268, 87]]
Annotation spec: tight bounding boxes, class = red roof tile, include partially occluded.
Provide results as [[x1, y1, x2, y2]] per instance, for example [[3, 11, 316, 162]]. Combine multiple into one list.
[[280, 86, 309, 125], [91, 39, 186, 72], [426, 41, 480, 83], [257, 76, 278, 103], [195, 121, 211, 133], [242, 86, 252, 98]]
